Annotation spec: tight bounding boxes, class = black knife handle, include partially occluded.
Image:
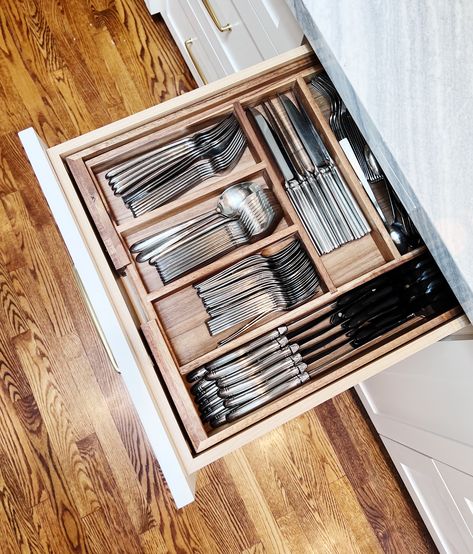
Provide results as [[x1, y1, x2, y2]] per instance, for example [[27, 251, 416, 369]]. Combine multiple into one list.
[[351, 312, 410, 348], [344, 294, 401, 330], [341, 285, 396, 321], [336, 273, 393, 309]]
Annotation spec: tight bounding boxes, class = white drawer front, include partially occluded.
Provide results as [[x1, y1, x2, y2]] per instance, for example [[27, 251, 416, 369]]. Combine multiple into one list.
[[186, 0, 264, 72], [436, 462, 473, 540], [357, 341, 473, 475], [383, 438, 473, 554], [235, 0, 304, 55], [163, 0, 226, 84], [18, 127, 197, 508]]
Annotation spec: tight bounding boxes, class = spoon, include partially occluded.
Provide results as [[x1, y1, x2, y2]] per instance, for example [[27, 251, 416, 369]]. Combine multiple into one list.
[[385, 185, 409, 254], [363, 144, 383, 178], [363, 145, 409, 254], [130, 182, 259, 261]]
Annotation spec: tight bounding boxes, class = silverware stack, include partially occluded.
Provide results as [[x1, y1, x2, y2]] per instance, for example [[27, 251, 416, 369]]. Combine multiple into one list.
[[187, 255, 455, 427], [310, 72, 421, 253], [195, 240, 320, 341], [130, 182, 282, 283], [249, 94, 370, 255], [105, 115, 247, 217], [310, 73, 384, 183]]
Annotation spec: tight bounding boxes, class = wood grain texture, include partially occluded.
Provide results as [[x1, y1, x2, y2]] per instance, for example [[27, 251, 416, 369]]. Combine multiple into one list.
[[0, 0, 437, 552]]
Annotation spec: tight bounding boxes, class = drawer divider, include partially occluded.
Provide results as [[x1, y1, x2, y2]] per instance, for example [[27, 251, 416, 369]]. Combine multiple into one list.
[[233, 100, 335, 292], [66, 156, 131, 271], [294, 76, 400, 262], [142, 319, 209, 449]]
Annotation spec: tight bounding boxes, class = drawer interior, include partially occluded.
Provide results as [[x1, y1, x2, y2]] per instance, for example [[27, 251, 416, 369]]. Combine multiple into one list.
[[60, 51, 463, 455]]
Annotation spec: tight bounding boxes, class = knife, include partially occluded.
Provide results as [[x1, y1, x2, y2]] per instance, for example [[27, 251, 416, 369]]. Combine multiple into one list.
[[278, 94, 329, 167], [249, 108, 298, 184], [249, 107, 332, 253], [279, 94, 362, 238], [279, 94, 370, 237]]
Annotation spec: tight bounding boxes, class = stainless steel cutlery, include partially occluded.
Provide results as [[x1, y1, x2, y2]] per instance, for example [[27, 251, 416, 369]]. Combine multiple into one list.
[[195, 239, 320, 341], [249, 95, 370, 255], [310, 73, 382, 183], [105, 115, 247, 217], [130, 181, 282, 283], [188, 255, 455, 427], [311, 72, 421, 253]]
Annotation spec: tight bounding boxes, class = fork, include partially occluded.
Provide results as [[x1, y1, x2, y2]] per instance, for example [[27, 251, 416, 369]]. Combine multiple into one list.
[[128, 130, 247, 216], [105, 115, 236, 183]]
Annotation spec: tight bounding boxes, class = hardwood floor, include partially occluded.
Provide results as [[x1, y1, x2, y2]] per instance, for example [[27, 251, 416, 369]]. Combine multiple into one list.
[[0, 0, 437, 552]]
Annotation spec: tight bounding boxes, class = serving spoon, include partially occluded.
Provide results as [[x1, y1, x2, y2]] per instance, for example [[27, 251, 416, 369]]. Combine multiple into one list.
[[130, 181, 259, 262], [363, 145, 409, 253]]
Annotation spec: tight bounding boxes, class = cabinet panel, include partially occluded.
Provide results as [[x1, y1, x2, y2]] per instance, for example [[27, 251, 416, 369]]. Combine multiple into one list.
[[382, 438, 473, 554], [357, 340, 473, 474], [436, 462, 473, 539], [235, 0, 304, 55], [186, 0, 264, 72], [165, 0, 225, 84]]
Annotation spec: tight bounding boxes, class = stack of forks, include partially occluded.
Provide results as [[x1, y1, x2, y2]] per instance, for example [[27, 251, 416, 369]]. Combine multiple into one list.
[[310, 73, 383, 183], [105, 115, 247, 217], [195, 240, 320, 341]]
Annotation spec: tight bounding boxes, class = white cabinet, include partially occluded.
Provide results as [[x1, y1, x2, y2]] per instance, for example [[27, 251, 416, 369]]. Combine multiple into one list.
[[382, 438, 473, 554], [358, 339, 473, 475], [148, 0, 303, 83], [357, 333, 473, 552]]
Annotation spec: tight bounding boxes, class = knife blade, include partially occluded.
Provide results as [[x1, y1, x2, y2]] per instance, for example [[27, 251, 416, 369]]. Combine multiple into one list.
[[279, 94, 329, 167], [248, 108, 296, 183], [280, 94, 370, 237]]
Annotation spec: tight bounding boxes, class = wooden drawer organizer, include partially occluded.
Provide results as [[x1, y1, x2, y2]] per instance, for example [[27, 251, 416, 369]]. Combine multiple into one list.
[[55, 47, 466, 457]]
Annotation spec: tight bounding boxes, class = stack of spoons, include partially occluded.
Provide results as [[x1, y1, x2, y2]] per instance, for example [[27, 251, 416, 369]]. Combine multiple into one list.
[[130, 182, 282, 283]]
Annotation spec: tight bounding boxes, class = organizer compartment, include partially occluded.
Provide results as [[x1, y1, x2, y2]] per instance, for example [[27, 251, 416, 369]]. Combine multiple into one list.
[[50, 46, 464, 458]]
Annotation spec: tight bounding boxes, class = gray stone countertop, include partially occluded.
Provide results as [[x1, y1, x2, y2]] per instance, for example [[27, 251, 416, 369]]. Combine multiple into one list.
[[288, 0, 473, 322]]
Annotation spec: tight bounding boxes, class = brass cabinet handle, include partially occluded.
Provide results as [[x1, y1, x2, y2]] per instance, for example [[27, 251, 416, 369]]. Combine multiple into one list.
[[184, 38, 208, 84], [201, 0, 232, 32]]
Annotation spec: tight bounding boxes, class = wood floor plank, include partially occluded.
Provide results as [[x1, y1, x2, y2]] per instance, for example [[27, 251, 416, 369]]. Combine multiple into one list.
[[0, 387, 46, 508], [77, 433, 143, 552], [223, 449, 288, 554], [242, 410, 345, 521], [0, 465, 44, 554], [0, 134, 53, 228], [0, 263, 29, 339], [63, 336, 160, 535], [265, 425, 356, 554], [13, 330, 99, 517], [0, 200, 29, 271], [32, 498, 76, 554], [328, 477, 383, 554], [14, 394, 88, 551], [2, 193, 75, 337], [139, 525, 169, 554], [277, 510, 317, 554], [197, 459, 261, 553], [0, 321, 31, 402]]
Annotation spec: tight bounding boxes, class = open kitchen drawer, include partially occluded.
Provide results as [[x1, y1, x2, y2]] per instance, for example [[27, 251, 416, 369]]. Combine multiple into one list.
[[20, 45, 469, 504]]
